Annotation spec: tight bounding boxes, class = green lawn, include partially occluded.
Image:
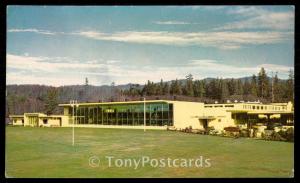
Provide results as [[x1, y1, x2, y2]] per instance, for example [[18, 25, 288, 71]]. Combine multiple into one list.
[[5, 126, 294, 178]]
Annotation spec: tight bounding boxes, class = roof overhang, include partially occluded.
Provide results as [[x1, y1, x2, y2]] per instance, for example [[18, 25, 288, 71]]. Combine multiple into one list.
[[197, 116, 216, 120], [247, 111, 294, 115], [39, 115, 64, 118], [226, 110, 248, 113], [58, 100, 173, 107], [9, 115, 24, 118]]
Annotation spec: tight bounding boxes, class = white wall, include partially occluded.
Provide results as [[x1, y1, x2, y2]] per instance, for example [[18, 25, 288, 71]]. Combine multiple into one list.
[[173, 101, 204, 129], [12, 118, 24, 126]]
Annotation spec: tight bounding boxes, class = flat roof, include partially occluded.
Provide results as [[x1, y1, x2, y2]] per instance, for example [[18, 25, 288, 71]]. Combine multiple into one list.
[[39, 115, 64, 118], [9, 115, 24, 118], [247, 111, 294, 114], [205, 103, 288, 106], [197, 116, 216, 120], [58, 100, 179, 107], [58, 100, 292, 107]]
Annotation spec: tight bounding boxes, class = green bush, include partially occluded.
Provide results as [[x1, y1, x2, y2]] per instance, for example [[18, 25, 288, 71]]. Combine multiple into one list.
[[273, 131, 286, 141], [240, 129, 249, 137], [262, 128, 294, 142], [285, 128, 294, 142]]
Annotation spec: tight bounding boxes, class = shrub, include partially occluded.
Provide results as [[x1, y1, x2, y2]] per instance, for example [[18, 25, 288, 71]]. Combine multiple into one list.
[[272, 131, 286, 141], [223, 127, 240, 138], [263, 130, 274, 141], [286, 128, 294, 142], [240, 129, 249, 137], [224, 126, 240, 132]]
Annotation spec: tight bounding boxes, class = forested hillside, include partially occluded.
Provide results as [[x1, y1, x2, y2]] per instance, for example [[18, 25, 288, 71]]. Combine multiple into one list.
[[6, 68, 294, 116]]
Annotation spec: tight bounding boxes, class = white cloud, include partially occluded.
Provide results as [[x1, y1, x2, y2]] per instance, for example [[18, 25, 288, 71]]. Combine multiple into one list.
[[7, 72, 82, 87], [6, 54, 107, 73], [8, 26, 292, 50], [74, 30, 292, 50], [199, 6, 227, 10], [188, 59, 293, 75], [106, 60, 120, 64], [6, 54, 293, 86], [8, 28, 58, 35], [215, 6, 294, 31], [153, 21, 191, 25]]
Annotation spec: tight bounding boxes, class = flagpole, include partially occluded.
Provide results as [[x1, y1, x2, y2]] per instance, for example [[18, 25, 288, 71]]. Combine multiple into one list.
[[72, 100, 75, 146], [144, 97, 146, 132]]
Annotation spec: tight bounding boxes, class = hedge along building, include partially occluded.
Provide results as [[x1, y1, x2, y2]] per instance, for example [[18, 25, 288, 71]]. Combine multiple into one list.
[[9, 100, 294, 130]]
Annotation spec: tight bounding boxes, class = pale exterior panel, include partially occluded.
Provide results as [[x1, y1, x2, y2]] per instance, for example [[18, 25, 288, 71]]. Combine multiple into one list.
[[11, 117, 24, 126], [172, 101, 204, 129], [203, 108, 235, 131]]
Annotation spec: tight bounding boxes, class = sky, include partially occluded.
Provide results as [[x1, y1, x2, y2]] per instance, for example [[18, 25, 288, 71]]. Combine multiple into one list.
[[6, 6, 294, 86]]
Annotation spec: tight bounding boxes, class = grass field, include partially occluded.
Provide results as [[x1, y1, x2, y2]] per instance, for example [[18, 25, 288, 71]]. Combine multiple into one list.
[[5, 126, 294, 178]]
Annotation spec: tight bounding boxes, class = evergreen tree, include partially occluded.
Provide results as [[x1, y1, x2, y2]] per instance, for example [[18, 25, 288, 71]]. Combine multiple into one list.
[[206, 79, 218, 99], [85, 77, 89, 86], [171, 79, 182, 95], [184, 74, 194, 96], [273, 73, 280, 102], [162, 82, 170, 95], [144, 80, 156, 96], [220, 79, 229, 101], [83, 77, 89, 101], [128, 84, 141, 96], [156, 79, 164, 95], [200, 80, 206, 98], [44, 88, 58, 115], [258, 67, 269, 98], [228, 78, 235, 96], [243, 78, 251, 95], [193, 80, 201, 97], [250, 74, 258, 97], [286, 69, 294, 102], [170, 80, 176, 95], [235, 79, 244, 95], [110, 82, 116, 100]]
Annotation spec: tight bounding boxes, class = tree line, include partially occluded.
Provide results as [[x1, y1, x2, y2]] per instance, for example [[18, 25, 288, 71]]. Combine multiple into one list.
[[6, 68, 294, 116], [122, 68, 294, 104]]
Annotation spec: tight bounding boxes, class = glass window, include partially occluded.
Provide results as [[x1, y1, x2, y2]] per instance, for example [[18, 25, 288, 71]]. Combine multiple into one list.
[[68, 102, 174, 126], [43, 119, 48, 124]]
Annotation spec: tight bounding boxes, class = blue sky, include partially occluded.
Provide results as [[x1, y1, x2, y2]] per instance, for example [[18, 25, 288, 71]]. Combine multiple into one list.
[[7, 6, 294, 86]]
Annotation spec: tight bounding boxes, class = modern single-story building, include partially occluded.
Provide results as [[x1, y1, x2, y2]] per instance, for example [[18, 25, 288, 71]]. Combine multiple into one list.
[[9, 113, 68, 127], [9, 100, 294, 131]]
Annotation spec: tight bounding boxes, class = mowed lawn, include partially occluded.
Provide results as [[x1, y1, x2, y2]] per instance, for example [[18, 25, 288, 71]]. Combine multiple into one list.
[[6, 126, 294, 178]]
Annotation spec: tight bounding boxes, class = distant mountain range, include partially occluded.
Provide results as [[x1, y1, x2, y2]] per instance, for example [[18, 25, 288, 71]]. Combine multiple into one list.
[[7, 76, 284, 92]]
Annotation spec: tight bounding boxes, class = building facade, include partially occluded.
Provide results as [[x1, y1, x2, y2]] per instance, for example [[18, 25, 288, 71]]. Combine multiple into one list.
[[58, 100, 203, 130], [201, 102, 294, 131], [9, 113, 68, 127], [9, 100, 294, 131]]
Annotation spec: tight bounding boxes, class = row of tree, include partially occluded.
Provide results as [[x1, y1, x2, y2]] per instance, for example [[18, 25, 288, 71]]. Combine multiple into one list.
[[122, 68, 294, 103], [6, 68, 294, 115], [6, 83, 122, 115]]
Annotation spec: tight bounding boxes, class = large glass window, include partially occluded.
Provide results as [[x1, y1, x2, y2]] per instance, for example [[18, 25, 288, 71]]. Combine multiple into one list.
[[70, 102, 174, 126]]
